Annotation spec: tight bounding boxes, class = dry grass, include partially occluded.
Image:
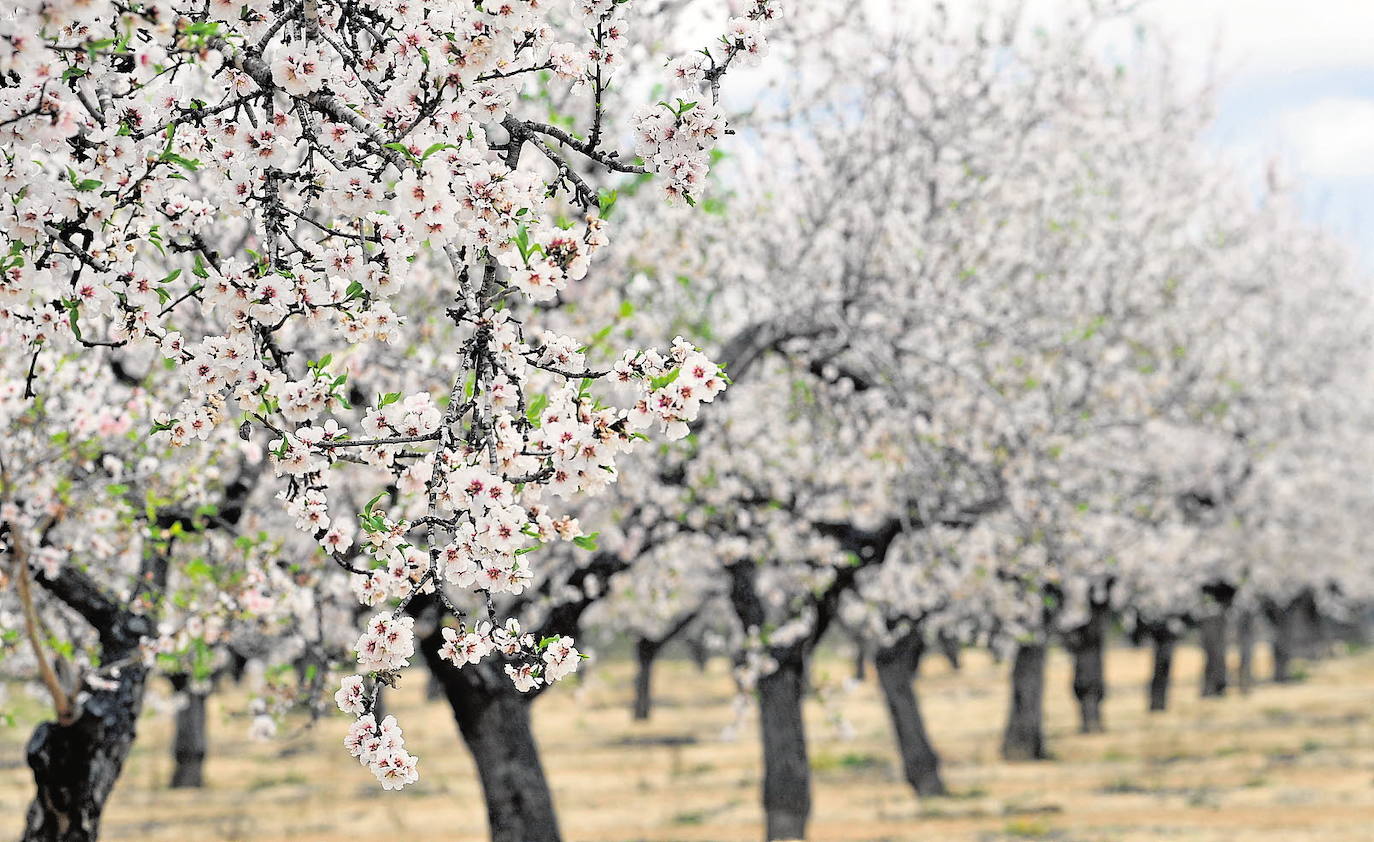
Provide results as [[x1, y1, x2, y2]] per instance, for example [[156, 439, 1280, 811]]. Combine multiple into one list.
[[3, 643, 1374, 841]]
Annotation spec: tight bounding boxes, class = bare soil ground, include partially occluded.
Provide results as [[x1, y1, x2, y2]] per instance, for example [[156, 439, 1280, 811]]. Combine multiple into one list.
[[3, 643, 1373, 841]]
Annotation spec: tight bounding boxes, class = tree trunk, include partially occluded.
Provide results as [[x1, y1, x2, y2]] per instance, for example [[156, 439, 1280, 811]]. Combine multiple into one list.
[[1148, 628, 1175, 712], [23, 653, 148, 841], [757, 649, 811, 841], [168, 676, 208, 789], [937, 631, 961, 671], [685, 633, 709, 673], [417, 616, 561, 842], [1264, 597, 1300, 682], [1199, 612, 1228, 697], [632, 637, 660, 721], [227, 649, 250, 684], [875, 627, 947, 797], [1066, 604, 1108, 734], [853, 641, 868, 682], [22, 566, 155, 842], [1236, 610, 1255, 695], [1001, 643, 1048, 761]]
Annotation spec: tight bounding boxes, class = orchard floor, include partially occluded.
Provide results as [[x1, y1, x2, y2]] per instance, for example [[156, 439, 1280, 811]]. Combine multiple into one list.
[[4, 644, 1374, 842]]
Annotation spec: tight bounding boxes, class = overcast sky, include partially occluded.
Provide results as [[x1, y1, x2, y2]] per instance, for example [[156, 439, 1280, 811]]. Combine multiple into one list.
[[1112, 0, 1374, 263]]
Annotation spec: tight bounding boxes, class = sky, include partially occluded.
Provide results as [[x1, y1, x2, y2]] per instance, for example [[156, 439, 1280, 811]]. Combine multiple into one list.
[[1105, 0, 1374, 264]]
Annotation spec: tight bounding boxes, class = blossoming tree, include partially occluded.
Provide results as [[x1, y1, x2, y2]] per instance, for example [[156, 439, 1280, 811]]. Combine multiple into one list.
[[1, 0, 781, 837]]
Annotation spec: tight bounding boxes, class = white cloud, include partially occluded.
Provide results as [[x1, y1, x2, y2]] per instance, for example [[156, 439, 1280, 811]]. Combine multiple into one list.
[[1008, 0, 1374, 85], [1138, 0, 1374, 75], [1277, 97, 1374, 179]]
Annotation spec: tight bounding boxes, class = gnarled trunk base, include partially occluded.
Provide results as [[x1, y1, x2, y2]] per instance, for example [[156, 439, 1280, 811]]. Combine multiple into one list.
[[23, 663, 148, 842]]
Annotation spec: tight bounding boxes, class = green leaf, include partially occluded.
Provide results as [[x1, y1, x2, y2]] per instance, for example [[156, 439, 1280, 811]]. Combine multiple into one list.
[[525, 393, 548, 426], [383, 142, 419, 163], [421, 142, 458, 160], [363, 492, 386, 516], [572, 533, 599, 552], [597, 189, 618, 220], [158, 151, 202, 172], [649, 368, 680, 390]]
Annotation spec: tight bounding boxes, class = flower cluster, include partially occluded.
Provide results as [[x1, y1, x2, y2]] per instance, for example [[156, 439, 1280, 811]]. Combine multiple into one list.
[[344, 714, 419, 790], [0, 0, 751, 791], [632, 101, 728, 204], [635, 0, 779, 202], [620, 337, 729, 440], [354, 613, 417, 673]]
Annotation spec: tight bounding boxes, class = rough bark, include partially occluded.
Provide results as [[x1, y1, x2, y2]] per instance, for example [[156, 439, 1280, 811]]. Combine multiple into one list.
[[417, 616, 561, 842], [874, 626, 947, 797], [1065, 603, 1108, 734], [22, 566, 155, 842], [23, 662, 148, 842], [1001, 643, 1048, 761], [22, 483, 250, 838], [1148, 628, 1175, 712], [168, 675, 208, 789], [757, 648, 811, 841]]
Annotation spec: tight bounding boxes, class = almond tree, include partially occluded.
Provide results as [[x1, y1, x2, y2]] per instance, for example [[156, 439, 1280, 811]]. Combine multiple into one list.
[[1, 0, 779, 838]]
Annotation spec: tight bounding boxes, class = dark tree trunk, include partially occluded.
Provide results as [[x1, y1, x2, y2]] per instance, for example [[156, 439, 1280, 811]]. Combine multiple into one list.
[[22, 564, 158, 842], [1148, 628, 1175, 712], [853, 641, 868, 682], [632, 637, 660, 721], [630, 610, 701, 721], [875, 626, 947, 797], [757, 648, 811, 841], [1199, 614, 1228, 697], [23, 662, 148, 842], [168, 676, 208, 789], [1065, 603, 1109, 734], [21, 481, 252, 840], [417, 611, 561, 842], [227, 649, 250, 684], [1236, 610, 1255, 695], [1199, 582, 1235, 698], [937, 631, 961, 671], [726, 560, 818, 841], [1272, 625, 1293, 682], [685, 633, 710, 673], [1264, 595, 1308, 682], [1001, 643, 1048, 761]]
